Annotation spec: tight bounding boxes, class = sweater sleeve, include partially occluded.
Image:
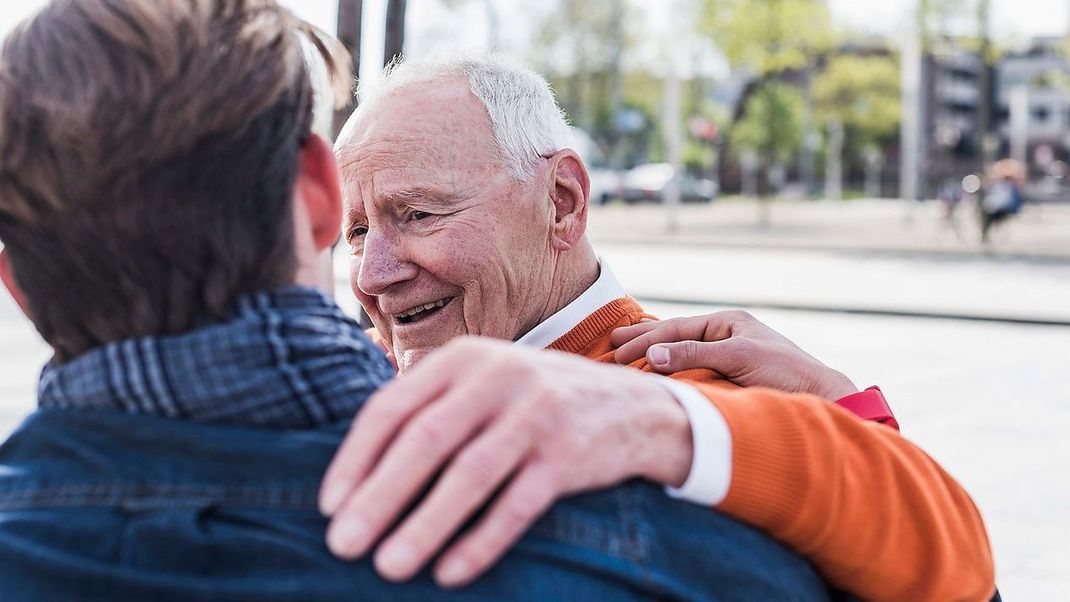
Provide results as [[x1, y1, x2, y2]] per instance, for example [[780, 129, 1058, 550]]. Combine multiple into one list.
[[692, 382, 995, 602]]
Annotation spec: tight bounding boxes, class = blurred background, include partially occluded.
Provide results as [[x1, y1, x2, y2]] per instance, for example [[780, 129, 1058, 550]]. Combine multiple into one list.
[[1, 0, 1069, 599]]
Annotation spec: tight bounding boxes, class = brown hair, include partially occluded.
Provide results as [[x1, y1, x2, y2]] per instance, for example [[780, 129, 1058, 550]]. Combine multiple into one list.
[[0, 0, 350, 360]]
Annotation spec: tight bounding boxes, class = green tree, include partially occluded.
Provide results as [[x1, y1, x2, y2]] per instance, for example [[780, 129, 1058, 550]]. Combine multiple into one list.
[[699, 0, 835, 76], [731, 82, 805, 163], [534, 0, 629, 137], [813, 55, 901, 151], [683, 100, 729, 175], [917, 0, 975, 49], [698, 0, 834, 220]]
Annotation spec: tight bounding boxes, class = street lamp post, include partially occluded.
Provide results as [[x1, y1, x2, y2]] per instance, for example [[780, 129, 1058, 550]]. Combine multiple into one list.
[[333, 0, 363, 137], [1009, 85, 1029, 167], [384, 0, 408, 67], [899, 5, 928, 203], [977, 0, 994, 174], [662, 0, 687, 233], [825, 118, 844, 201]]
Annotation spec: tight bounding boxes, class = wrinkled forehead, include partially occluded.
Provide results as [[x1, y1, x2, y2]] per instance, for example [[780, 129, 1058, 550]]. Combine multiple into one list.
[[336, 80, 511, 214]]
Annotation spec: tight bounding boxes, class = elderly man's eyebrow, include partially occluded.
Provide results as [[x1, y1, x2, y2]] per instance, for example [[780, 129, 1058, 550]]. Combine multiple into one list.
[[379, 187, 460, 206], [343, 202, 366, 224]]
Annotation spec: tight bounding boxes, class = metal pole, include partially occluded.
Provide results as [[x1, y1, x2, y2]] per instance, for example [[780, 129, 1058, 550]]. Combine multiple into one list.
[[899, 6, 926, 201], [800, 69, 817, 197], [1010, 85, 1029, 166], [383, 0, 407, 67], [662, 0, 685, 233], [607, 0, 625, 172], [977, 0, 993, 173], [332, 0, 363, 137], [825, 118, 844, 201]]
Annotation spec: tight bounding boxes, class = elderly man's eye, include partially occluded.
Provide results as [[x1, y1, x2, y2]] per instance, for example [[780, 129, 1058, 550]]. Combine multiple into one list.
[[347, 226, 369, 242], [410, 211, 432, 221]]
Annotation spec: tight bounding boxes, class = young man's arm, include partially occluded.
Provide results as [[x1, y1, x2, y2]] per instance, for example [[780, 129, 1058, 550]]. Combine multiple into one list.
[[320, 338, 994, 601]]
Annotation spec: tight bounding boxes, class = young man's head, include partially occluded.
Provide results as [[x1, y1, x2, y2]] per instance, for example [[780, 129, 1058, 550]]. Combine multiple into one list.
[[0, 0, 349, 361]]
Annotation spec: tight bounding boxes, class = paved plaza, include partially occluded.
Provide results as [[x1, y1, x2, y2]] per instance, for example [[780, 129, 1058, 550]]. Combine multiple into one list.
[[589, 197, 1070, 260]]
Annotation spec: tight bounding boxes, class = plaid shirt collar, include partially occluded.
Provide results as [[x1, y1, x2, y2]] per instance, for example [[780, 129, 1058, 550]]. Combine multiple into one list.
[[36, 287, 395, 430]]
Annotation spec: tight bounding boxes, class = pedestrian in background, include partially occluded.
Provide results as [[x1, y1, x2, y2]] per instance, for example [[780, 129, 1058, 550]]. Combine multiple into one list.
[[980, 159, 1025, 243]]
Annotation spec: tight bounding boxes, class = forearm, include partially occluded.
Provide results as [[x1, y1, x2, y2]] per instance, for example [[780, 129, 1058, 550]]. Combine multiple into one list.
[[693, 383, 995, 602]]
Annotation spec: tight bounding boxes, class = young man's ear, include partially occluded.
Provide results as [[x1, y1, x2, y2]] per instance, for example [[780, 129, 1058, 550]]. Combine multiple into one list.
[[547, 149, 591, 250], [0, 249, 32, 320], [296, 133, 344, 252]]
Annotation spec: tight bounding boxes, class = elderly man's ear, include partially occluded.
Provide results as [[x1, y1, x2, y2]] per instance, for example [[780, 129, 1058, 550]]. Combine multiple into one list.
[[0, 249, 32, 320], [296, 133, 344, 252], [547, 149, 591, 250]]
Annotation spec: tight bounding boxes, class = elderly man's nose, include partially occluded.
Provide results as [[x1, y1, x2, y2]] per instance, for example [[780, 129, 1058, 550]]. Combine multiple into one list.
[[356, 233, 418, 295]]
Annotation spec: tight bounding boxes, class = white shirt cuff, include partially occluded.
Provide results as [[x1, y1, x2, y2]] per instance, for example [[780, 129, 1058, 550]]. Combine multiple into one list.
[[654, 377, 732, 506]]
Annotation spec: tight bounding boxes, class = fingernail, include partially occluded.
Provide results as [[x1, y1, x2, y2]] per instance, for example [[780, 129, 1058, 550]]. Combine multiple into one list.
[[319, 481, 348, 516], [436, 556, 472, 588], [650, 346, 670, 367], [326, 515, 371, 559], [376, 540, 417, 580]]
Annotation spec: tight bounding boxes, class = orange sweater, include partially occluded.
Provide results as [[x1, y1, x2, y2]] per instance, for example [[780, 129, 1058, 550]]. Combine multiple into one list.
[[547, 297, 995, 602]]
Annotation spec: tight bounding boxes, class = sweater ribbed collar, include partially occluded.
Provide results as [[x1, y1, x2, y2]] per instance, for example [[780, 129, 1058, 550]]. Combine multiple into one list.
[[514, 259, 630, 350]]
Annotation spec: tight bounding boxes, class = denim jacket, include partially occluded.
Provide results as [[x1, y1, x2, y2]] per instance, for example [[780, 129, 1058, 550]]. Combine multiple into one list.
[[0, 288, 829, 601]]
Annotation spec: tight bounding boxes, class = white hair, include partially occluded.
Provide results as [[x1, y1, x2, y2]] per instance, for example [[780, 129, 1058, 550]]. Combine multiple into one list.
[[352, 53, 572, 181]]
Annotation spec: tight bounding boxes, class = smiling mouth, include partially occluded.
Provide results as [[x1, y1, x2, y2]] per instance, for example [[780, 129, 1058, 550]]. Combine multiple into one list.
[[393, 297, 455, 325]]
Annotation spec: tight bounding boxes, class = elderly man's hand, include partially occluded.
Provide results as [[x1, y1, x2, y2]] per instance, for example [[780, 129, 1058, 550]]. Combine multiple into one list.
[[318, 337, 693, 588], [611, 310, 858, 401]]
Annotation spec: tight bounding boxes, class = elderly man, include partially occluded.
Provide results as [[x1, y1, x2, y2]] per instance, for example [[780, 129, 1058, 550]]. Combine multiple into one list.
[[0, 1, 834, 600], [323, 54, 996, 601]]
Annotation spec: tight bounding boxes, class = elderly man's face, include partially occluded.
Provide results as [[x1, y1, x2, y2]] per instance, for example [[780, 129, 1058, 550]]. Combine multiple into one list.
[[338, 80, 558, 369]]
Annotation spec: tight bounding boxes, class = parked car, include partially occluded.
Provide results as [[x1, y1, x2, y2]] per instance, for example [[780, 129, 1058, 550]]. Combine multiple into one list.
[[620, 163, 717, 204], [588, 166, 623, 206], [565, 127, 621, 205]]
